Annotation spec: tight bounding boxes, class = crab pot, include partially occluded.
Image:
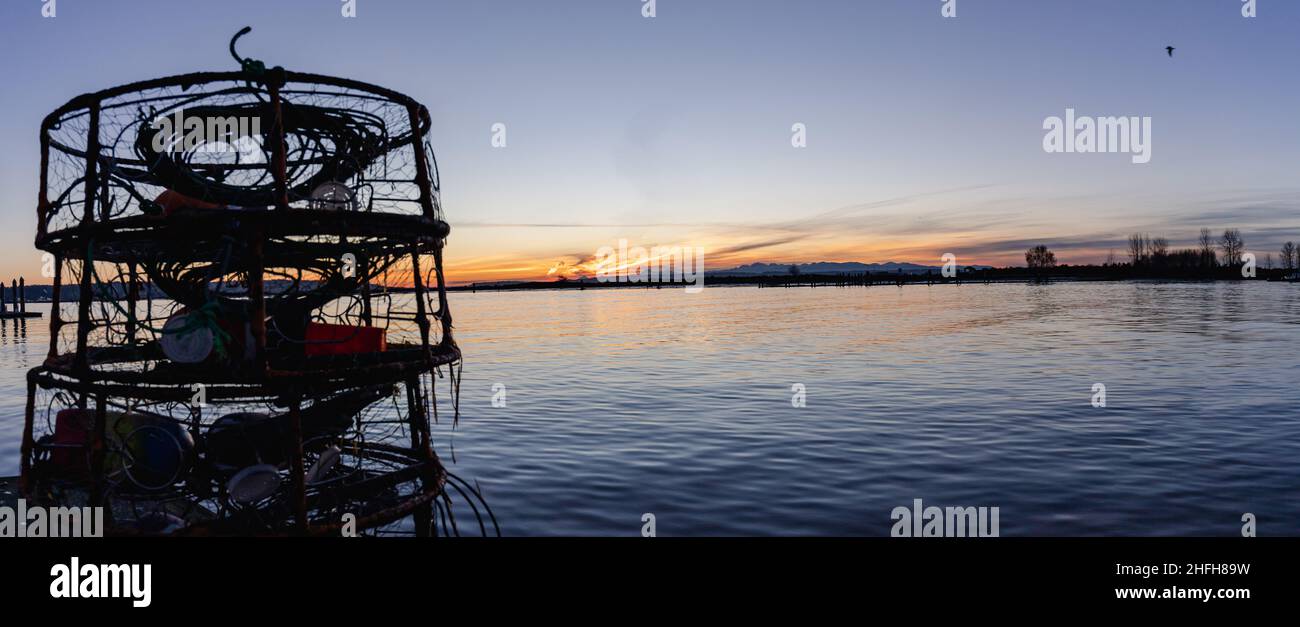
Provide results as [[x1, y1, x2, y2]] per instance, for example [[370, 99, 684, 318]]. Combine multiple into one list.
[[22, 69, 487, 536]]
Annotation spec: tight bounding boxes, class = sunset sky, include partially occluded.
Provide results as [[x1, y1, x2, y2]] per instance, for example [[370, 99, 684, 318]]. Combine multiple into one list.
[[1, 0, 1297, 284]]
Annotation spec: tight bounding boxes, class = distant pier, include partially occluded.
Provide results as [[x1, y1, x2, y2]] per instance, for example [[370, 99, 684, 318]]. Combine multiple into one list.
[[0, 277, 41, 319]]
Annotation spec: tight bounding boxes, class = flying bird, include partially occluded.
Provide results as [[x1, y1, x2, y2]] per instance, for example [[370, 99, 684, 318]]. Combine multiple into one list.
[[1166, 46, 1175, 57]]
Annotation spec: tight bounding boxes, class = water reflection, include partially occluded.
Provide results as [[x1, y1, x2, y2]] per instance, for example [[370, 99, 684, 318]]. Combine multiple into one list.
[[0, 317, 28, 345], [2, 283, 1299, 536]]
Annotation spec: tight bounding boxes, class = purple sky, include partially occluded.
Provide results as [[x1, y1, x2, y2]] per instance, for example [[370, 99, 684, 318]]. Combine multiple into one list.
[[1, 0, 1297, 280]]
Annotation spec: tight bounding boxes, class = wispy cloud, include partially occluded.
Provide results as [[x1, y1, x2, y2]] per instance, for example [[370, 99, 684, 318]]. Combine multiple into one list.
[[445, 187, 1300, 282]]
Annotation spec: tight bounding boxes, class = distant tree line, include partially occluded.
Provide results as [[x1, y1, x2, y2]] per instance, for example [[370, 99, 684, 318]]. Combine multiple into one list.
[[1023, 228, 1298, 281], [1118, 227, 1245, 274]]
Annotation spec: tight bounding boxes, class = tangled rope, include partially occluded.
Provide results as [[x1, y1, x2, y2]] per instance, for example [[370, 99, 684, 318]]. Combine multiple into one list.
[[133, 101, 390, 207], [84, 240, 233, 359]]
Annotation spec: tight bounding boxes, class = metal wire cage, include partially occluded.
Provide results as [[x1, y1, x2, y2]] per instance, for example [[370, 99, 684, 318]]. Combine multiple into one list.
[[21, 33, 492, 536], [25, 373, 493, 536]]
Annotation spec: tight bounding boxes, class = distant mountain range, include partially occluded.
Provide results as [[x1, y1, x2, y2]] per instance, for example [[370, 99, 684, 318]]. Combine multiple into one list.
[[714, 261, 994, 276]]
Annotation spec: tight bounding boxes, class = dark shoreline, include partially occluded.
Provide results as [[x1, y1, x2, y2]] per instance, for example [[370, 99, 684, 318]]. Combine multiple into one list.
[[7, 271, 1294, 302], [449, 270, 1296, 293]]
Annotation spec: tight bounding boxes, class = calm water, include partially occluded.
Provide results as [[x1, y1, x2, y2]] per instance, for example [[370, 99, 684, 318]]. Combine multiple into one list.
[[3, 282, 1298, 536]]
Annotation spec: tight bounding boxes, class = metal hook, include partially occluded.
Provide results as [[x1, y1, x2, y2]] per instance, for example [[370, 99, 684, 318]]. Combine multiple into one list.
[[229, 26, 252, 66]]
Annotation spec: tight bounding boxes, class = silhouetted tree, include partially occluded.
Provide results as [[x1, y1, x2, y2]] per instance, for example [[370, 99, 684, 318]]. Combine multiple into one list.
[[1150, 237, 1169, 268], [1198, 228, 1217, 269], [1026, 245, 1056, 281], [1220, 229, 1245, 268], [1281, 241, 1297, 276], [1127, 233, 1147, 266], [788, 264, 801, 276]]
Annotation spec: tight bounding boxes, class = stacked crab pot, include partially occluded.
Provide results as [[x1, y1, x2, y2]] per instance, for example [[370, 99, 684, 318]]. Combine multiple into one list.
[[21, 67, 469, 536]]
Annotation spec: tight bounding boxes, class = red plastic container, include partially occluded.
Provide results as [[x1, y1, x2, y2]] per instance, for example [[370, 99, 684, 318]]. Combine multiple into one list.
[[50, 409, 93, 469], [304, 323, 387, 356]]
